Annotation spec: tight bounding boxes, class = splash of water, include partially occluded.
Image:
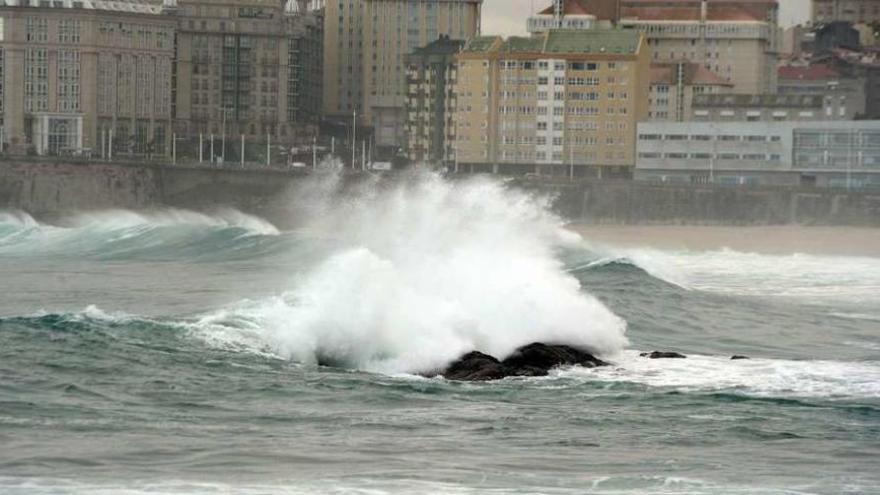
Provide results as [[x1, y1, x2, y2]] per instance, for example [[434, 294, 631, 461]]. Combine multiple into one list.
[[193, 170, 628, 374]]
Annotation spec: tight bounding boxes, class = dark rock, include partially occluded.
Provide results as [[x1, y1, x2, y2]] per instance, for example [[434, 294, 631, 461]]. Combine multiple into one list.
[[501, 342, 608, 373], [640, 351, 687, 359], [442, 343, 608, 381], [442, 351, 510, 381], [730, 355, 750, 360]]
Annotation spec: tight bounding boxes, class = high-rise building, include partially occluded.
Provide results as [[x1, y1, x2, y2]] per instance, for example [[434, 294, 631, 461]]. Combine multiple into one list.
[[0, 0, 176, 156], [323, 0, 481, 148], [648, 62, 733, 121], [812, 0, 880, 25], [618, 0, 780, 94], [404, 36, 464, 164], [453, 29, 649, 177], [172, 0, 324, 143]]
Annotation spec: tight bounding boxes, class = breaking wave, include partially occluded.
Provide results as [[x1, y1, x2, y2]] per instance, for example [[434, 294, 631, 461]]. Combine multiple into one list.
[[186, 170, 628, 373], [0, 208, 280, 260]]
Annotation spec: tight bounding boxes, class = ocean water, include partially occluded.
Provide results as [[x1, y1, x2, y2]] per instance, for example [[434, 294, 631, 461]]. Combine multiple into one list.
[[1, 172, 878, 494]]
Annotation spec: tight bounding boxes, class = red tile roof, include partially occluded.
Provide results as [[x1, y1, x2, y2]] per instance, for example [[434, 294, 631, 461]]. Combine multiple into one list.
[[650, 62, 733, 86], [537, 0, 592, 16], [621, 0, 776, 22], [778, 64, 841, 81]]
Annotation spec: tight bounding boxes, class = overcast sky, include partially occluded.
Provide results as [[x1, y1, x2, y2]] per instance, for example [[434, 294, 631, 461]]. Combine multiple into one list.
[[481, 0, 811, 36]]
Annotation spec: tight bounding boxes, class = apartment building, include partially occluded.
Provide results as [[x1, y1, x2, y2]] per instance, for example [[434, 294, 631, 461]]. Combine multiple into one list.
[[690, 94, 827, 121], [172, 0, 323, 141], [0, 0, 176, 156], [454, 29, 649, 177], [404, 36, 463, 164], [648, 62, 732, 121], [813, 0, 880, 24], [618, 0, 780, 94], [778, 64, 866, 120], [635, 120, 880, 187], [323, 0, 481, 147]]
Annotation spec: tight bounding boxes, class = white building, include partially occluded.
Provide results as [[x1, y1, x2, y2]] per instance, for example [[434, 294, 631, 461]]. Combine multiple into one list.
[[635, 120, 880, 188]]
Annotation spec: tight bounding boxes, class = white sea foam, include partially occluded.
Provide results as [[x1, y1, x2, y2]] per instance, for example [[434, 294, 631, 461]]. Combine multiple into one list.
[[190, 170, 627, 374], [616, 248, 880, 304], [0, 476, 834, 495], [559, 350, 880, 399], [0, 210, 39, 229], [67, 207, 279, 236]]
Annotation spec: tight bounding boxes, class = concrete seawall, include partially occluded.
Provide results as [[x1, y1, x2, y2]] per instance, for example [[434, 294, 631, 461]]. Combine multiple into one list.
[[516, 179, 880, 227], [1, 160, 878, 226]]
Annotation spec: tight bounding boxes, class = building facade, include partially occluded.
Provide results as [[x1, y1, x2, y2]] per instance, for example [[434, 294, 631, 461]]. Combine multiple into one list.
[[323, 0, 481, 147], [453, 29, 650, 177], [778, 64, 866, 120], [812, 0, 880, 25], [405, 36, 463, 164], [618, 0, 779, 94], [648, 62, 732, 121], [635, 120, 880, 188], [690, 93, 828, 121], [0, 0, 176, 156], [171, 0, 323, 143]]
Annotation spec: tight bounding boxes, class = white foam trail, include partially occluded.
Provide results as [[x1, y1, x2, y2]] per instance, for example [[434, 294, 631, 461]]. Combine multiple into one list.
[[618, 248, 880, 304], [192, 170, 627, 374], [560, 350, 880, 399], [0, 210, 39, 229], [67, 208, 279, 236]]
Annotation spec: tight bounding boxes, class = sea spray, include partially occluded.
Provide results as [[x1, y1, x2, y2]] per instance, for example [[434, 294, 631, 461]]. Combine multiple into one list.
[[192, 169, 628, 374]]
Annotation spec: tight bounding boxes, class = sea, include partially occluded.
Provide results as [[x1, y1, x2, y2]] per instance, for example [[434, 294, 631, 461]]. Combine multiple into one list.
[[0, 171, 878, 494]]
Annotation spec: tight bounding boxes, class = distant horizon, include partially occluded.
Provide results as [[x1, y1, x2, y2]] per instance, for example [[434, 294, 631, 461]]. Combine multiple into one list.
[[481, 0, 811, 36]]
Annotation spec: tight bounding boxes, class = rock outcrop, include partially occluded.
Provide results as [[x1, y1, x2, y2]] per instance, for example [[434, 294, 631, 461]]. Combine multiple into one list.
[[640, 351, 687, 359], [442, 343, 608, 381]]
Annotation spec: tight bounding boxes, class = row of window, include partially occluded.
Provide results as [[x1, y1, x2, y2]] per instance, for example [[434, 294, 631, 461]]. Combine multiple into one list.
[[639, 152, 783, 161], [497, 105, 629, 116], [639, 133, 782, 142], [497, 61, 627, 72]]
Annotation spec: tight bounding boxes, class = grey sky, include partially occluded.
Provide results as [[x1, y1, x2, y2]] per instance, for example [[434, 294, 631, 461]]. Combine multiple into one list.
[[481, 0, 811, 36]]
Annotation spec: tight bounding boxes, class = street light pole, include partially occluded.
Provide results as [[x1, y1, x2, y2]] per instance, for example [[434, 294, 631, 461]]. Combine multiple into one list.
[[352, 109, 357, 169]]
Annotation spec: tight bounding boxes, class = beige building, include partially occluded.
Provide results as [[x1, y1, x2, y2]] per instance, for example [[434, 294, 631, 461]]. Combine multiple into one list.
[[453, 29, 649, 177], [405, 36, 463, 164], [813, 0, 880, 24], [172, 0, 323, 143], [648, 62, 732, 121], [618, 0, 780, 94], [323, 0, 481, 147], [0, 0, 176, 156]]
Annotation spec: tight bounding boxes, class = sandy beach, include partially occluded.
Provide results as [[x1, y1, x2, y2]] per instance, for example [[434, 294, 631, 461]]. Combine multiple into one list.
[[566, 224, 880, 257]]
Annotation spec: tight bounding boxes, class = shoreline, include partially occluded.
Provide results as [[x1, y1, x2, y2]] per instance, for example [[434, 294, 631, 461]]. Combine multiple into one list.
[[565, 224, 880, 257]]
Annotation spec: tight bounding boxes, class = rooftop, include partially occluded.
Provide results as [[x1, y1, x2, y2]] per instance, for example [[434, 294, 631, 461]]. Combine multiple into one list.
[[410, 36, 466, 57], [620, 0, 776, 22], [537, 0, 591, 16], [778, 64, 841, 81], [651, 62, 732, 86], [464, 29, 643, 56]]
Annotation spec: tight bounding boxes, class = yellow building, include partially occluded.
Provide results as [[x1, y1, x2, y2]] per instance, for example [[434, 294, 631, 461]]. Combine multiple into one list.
[[322, 0, 481, 147], [453, 29, 649, 178]]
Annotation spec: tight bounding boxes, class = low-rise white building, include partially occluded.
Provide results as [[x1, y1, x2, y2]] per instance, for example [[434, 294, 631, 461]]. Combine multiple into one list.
[[635, 120, 880, 188]]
